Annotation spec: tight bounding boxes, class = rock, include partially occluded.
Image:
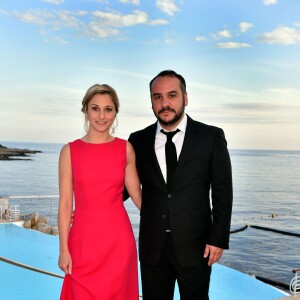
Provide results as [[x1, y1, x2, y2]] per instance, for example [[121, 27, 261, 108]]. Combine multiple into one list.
[[22, 212, 35, 221], [31, 212, 39, 227], [0, 144, 41, 160], [23, 219, 32, 229], [21, 211, 59, 236], [51, 226, 59, 236], [37, 215, 48, 225], [36, 223, 52, 235]]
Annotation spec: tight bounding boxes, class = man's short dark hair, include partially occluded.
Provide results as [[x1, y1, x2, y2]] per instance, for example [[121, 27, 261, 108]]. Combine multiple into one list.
[[149, 70, 187, 94]]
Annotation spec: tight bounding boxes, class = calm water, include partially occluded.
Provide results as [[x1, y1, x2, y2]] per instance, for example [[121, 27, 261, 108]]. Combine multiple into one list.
[[0, 141, 299, 286]]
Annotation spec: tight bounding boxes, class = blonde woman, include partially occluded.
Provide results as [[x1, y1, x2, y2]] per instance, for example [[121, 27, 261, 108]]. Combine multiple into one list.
[[58, 84, 141, 299]]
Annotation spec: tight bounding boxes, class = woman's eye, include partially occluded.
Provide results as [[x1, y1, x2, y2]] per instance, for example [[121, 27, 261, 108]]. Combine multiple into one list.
[[91, 106, 98, 111], [105, 107, 113, 112]]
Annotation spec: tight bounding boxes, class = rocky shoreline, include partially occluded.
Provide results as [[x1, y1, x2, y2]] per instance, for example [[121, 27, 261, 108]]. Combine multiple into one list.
[[0, 144, 41, 160], [22, 212, 59, 236]]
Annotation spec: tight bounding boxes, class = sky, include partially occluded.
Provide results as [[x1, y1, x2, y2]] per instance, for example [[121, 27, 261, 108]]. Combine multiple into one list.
[[0, 0, 299, 150]]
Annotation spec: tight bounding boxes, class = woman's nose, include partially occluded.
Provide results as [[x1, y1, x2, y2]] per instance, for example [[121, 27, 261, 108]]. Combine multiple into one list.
[[98, 110, 105, 118]]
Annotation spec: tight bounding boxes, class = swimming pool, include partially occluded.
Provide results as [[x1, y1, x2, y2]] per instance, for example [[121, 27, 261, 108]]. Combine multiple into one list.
[[0, 224, 288, 299], [0, 224, 63, 299]]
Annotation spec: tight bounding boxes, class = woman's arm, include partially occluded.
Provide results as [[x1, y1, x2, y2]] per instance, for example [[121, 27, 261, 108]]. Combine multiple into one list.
[[57, 144, 73, 274], [124, 141, 142, 210]]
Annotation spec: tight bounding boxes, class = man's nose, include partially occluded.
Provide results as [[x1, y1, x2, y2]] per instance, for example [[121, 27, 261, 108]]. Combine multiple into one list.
[[161, 97, 170, 107]]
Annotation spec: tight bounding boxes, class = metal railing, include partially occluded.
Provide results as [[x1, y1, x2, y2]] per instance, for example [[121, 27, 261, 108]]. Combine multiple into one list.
[[0, 204, 20, 221], [290, 269, 300, 295], [0, 195, 59, 226]]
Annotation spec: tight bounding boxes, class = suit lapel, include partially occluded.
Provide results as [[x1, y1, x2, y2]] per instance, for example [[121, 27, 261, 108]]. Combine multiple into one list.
[[145, 122, 167, 189], [171, 116, 196, 185]]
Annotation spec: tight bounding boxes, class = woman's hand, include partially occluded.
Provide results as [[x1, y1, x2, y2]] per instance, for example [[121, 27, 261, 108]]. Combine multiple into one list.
[[58, 250, 72, 275]]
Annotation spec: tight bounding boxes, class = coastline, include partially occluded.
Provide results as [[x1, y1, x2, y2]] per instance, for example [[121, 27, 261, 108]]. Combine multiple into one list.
[[0, 144, 41, 160]]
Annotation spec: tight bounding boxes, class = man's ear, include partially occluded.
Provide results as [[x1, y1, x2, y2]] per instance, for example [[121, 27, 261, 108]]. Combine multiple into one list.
[[184, 93, 188, 106]]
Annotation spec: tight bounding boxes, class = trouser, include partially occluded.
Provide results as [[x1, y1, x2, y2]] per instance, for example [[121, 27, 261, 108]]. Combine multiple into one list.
[[141, 235, 211, 300]]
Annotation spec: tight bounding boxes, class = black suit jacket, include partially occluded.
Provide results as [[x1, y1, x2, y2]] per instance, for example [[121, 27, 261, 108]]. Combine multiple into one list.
[[128, 115, 233, 267]]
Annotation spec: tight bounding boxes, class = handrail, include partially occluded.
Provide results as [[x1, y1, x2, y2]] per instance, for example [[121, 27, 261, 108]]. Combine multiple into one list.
[[230, 224, 248, 234], [0, 255, 64, 279], [8, 195, 59, 199], [250, 225, 300, 238], [0, 255, 144, 297]]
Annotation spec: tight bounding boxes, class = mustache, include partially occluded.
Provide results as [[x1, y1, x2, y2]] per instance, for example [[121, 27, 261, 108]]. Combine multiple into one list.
[[158, 107, 176, 114]]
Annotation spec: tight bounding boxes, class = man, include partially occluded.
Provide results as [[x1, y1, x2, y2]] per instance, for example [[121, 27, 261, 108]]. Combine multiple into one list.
[[128, 70, 233, 299]]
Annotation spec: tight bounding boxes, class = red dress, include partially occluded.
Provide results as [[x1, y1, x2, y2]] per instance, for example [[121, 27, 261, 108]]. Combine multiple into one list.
[[60, 138, 138, 300]]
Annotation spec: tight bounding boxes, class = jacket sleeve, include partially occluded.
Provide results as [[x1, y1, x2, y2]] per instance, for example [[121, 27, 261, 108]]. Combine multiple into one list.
[[208, 128, 233, 249], [122, 133, 135, 202]]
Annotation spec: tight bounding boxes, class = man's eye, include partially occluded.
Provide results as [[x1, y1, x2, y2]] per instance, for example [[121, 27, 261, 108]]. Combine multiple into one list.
[[169, 93, 176, 98], [153, 95, 161, 100]]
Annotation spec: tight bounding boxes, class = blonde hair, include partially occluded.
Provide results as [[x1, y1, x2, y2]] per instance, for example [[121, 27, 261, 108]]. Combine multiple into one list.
[[81, 84, 120, 132]]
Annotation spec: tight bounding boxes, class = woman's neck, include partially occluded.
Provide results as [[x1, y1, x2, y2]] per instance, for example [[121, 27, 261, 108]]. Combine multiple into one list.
[[82, 132, 114, 144]]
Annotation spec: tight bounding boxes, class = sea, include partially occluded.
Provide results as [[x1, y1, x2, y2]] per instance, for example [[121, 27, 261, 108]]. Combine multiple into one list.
[[0, 141, 299, 288]]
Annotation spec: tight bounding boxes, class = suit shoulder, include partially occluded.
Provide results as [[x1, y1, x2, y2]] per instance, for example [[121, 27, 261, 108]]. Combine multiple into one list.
[[190, 119, 223, 134], [130, 123, 156, 138]]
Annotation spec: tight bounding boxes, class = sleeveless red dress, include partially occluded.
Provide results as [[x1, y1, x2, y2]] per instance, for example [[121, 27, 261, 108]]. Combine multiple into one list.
[[60, 138, 138, 300]]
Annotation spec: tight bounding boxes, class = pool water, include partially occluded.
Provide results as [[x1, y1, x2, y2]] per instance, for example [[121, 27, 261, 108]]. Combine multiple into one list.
[[0, 224, 63, 299], [0, 224, 288, 300]]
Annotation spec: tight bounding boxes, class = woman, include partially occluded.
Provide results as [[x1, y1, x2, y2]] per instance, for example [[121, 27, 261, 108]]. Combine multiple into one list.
[[58, 84, 141, 299]]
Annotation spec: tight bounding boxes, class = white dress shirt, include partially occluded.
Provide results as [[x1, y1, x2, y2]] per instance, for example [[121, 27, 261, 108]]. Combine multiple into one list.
[[155, 114, 187, 183]]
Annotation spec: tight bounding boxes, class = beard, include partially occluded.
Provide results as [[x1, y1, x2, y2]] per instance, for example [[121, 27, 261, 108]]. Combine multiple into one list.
[[154, 101, 185, 127]]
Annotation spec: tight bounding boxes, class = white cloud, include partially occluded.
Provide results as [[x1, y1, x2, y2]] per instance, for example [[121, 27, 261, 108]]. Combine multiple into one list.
[[12, 10, 87, 28], [212, 29, 232, 40], [263, 0, 278, 5], [195, 36, 207, 42], [259, 26, 300, 45], [149, 19, 168, 25], [43, 34, 69, 44], [267, 87, 300, 101], [88, 24, 120, 38], [87, 9, 167, 38], [164, 37, 176, 44], [156, 0, 179, 16], [239, 22, 254, 33], [9, 8, 166, 40], [217, 42, 252, 49], [92, 10, 149, 27], [119, 0, 140, 5], [42, 0, 64, 4], [12, 10, 57, 26]]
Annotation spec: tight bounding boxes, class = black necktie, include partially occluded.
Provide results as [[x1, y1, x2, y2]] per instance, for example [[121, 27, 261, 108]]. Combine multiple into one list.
[[161, 129, 180, 185]]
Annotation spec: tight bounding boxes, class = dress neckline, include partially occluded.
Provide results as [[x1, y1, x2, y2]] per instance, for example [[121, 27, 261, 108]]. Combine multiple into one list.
[[78, 137, 116, 145]]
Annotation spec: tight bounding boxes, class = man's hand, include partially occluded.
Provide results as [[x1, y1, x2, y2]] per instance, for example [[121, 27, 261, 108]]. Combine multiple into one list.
[[70, 210, 75, 226], [203, 244, 223, 266]]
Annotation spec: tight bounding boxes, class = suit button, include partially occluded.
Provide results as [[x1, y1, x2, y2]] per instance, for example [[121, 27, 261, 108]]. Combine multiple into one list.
[[162, 214, 166, 219], [168, 194, 172, 198]]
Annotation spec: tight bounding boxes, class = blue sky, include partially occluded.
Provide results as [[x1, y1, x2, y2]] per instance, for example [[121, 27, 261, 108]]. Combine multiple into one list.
[[0, 0, 299, 150]]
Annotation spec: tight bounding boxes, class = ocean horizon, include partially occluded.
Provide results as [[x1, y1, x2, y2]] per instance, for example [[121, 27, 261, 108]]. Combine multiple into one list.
[[0, 140, 299, 287], [2, 139, 300, 152]]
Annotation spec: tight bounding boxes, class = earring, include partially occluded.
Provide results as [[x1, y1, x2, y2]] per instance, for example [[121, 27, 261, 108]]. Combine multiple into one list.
[[111, 117, 118, 134]]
